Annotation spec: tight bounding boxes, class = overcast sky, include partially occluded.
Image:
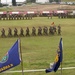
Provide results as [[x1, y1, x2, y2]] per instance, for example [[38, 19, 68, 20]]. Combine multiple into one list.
[[1, 0, 26, 3]]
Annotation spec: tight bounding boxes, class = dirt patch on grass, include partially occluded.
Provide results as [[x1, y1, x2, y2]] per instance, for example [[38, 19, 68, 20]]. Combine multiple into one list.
[[11, 4, 75, 11]]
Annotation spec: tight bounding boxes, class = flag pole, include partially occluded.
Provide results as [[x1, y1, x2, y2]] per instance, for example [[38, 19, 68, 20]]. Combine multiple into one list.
[[19, 38, 24, 75]]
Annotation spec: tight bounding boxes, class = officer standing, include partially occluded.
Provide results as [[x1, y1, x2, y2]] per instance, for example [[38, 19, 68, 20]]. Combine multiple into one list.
[[48, 14, 50, 19], [8, 28, 12, 37], [1, 28, 6, 37], [26, 27, 30, 36], [14, 28, 18, 37], [19, 28, 24, 37], [32, 27, 36, 36], [50, 13, 53, 19]]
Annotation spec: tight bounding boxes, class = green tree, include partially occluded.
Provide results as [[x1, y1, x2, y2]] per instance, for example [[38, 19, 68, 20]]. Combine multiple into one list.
[[49, 0, 53, 2], [31, 0, 35, 3], [26, 0, 35, 3], [49, 0, 61, 2], [54, 0, 60, 2], [26, 0, 31, 3], [0, 3, 3, 7]]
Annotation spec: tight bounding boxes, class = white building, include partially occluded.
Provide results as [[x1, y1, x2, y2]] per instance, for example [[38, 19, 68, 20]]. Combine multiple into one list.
[[36, 0, 49, 4], [1, 0, 26, 4], [1, 0, 26, 6]]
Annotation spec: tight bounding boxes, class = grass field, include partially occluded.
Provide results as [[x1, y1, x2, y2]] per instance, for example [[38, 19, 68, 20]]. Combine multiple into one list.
[[0, 17, 75, 75]]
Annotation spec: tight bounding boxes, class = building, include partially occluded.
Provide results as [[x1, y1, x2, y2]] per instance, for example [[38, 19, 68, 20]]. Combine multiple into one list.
[[36, 0, 49, 4], [1, 0, 26, 6]]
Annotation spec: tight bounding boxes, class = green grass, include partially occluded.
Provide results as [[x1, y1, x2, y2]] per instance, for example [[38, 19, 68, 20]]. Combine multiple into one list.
[[0, 17, 75, 75], [0, 7, 12, 11]]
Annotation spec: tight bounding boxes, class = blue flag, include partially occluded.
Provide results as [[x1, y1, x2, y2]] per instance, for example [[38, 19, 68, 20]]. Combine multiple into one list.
[[0, 40, 20, 73], [59, 38, 63, 62], [46, 38, 63, 73]]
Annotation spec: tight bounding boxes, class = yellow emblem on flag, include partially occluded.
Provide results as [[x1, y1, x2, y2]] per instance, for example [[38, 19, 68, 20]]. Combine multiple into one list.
[[54, 54, 59, 62]]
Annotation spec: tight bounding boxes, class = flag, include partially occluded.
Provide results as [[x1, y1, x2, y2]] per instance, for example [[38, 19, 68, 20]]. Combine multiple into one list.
[[0, 40, 20, 73], [59, 38, 63, 62], [45, 38, 63, 73]]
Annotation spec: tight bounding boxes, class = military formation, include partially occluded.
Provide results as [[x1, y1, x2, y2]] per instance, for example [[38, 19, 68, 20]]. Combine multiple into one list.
[[0, 13, 33, 20], [0, 25, 61, 38]]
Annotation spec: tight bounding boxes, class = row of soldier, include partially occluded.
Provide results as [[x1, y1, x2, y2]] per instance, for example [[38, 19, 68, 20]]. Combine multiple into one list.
[[0, 25, 61, 37], [0, 14, 33, 20]]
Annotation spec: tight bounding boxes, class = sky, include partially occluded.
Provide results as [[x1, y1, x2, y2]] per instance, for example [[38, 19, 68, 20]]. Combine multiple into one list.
[[1, 0, 26, 3]]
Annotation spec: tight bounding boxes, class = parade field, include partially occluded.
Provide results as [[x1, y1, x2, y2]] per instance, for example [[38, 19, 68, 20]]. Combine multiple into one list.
[[0, 17, 75, 75]]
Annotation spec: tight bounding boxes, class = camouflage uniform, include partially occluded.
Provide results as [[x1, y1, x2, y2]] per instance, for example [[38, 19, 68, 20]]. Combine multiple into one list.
[[49, 26, 54, 35], [45, 27, 48, 35], [19, 28, 24, 36], [26, 27, 30, 36], [14, 28, 18, 37], [50, 13, 53, 19], [1, 28, 6, 37], [43, 26, 45, 35], [8, 28, 12, 37], [58, 13, 61, 18], [57, 25, 61, 35], [32, 27, 36, 36], [43, 26, 48, 35], [38, 27, 42, 36], [53, 25, 57, 34]]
